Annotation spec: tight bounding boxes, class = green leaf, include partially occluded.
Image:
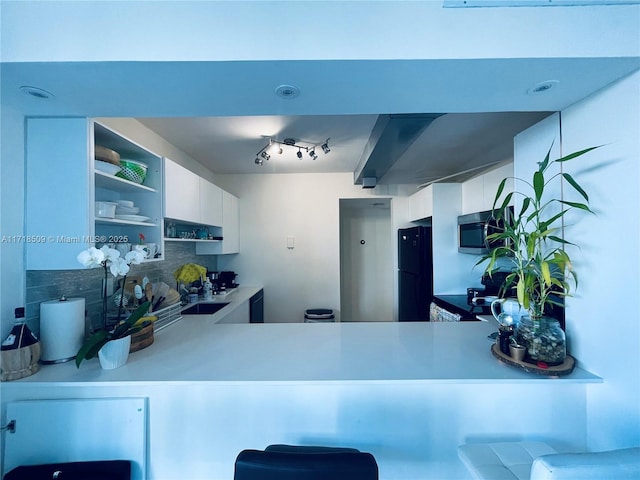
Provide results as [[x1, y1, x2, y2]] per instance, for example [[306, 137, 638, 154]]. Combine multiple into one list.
[[517, 278, 526, 308], [541, 261, 551, 287], [556, 145, 601, 163], [533, 171, 544, 202], [539, 144, 553, 172], [75, 330, 108, 368], [519, 197, 531, 218], [559, 200, 593, 212], [562, 173, 589, 202], [499, 192, 513, 214], [493, 178, 507, 209]]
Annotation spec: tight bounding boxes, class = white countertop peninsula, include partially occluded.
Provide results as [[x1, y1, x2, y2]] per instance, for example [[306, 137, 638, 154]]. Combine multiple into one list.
[[1, 304, 601, 480], [12, 315, 600, 385]]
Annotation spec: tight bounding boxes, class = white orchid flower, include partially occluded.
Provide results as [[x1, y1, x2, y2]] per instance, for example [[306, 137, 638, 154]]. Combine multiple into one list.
[[77, 246, 105, 268], [125, 249, 145, 265], [109, 256, 130, 277], [100, 245, 121, 263]]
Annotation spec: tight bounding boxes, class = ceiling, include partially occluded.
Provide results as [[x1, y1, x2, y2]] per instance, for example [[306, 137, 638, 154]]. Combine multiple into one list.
[[2, 1, 638, 188], [137, 111, 551, 186], [2, 58, 637, 188]]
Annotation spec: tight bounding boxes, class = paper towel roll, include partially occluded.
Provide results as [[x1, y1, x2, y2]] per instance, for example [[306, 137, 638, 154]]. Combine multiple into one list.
[[40, 297, 85, 363]]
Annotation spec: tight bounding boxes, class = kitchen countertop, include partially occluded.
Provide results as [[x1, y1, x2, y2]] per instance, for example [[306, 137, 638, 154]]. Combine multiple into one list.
[[433, 294, 492, 320], [9, 303, 600, 385]]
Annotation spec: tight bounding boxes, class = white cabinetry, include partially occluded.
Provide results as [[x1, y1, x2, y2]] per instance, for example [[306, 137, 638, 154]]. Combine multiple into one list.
[[199, 178, 223, 227], [164, 158, 200, 224], [461, 163, 514, 214], [25, 118, 163, 270], [196, 190, 239, 255], [408, 186, 434, 221], [163, 158, 223, 227]]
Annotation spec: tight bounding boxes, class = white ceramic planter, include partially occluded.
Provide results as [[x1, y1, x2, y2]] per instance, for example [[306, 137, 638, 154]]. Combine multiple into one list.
[[98, 336, 131, 369]]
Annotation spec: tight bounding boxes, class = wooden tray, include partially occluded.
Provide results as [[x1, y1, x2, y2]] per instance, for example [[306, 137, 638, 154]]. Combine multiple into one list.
[[491, 343, 575, 376]]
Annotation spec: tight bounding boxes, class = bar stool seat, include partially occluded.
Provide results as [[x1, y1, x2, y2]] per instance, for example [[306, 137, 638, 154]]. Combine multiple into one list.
[[234, 444, 378, 480]]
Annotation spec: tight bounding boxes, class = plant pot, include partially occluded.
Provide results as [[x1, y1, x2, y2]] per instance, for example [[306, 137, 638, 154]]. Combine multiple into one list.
[[98, 336, 131, 370], [515, 315, 566, 365]]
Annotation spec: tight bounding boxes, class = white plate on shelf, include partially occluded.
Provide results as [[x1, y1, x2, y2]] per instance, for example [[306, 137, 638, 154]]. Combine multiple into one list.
[[115, 214, 150, 222]]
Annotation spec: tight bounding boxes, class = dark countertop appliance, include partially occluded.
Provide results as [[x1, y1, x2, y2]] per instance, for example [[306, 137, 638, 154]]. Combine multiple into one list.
[[398, 225, 433, 321], [219, 271, 239, 289]]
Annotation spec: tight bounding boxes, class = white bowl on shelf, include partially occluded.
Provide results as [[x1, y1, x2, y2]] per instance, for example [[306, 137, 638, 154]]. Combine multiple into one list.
[[95, 201, 117, 218], [117, 200, 134, 208]]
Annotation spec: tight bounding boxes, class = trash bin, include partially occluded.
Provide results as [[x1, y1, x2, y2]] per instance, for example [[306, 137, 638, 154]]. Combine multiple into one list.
[[304, 309, 335, 323]]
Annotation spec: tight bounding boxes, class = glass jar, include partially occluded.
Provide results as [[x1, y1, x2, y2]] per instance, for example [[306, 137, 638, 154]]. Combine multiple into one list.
[[515, 315, 566, 365]]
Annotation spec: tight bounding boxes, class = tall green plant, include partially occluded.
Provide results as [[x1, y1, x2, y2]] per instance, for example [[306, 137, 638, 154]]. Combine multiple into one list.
[[480, 144, 599, 317]]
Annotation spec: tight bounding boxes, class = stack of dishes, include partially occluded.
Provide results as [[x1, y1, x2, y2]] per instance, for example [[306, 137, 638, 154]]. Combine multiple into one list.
[[115, 200, 149, 222], [94, 145, 122, 176]]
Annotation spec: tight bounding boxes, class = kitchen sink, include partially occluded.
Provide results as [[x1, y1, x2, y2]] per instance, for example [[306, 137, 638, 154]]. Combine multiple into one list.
[[182, 302, 230, 315]]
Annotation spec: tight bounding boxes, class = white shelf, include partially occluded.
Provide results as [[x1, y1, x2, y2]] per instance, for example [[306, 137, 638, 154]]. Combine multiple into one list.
[[96, 218, 158, 227], [164, 237, 221, 243], [95, 170, 157, 193]]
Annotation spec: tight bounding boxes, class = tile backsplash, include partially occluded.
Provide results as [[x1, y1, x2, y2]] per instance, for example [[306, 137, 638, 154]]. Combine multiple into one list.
[[25, 242, 217, 334]]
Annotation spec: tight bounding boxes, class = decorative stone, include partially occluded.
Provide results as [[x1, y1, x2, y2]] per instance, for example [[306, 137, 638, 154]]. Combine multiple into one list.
[[515, 315, 566, 366]]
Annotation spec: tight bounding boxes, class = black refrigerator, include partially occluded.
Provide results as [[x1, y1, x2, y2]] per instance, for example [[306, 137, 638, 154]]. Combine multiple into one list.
[[398, 226, 433, 321]]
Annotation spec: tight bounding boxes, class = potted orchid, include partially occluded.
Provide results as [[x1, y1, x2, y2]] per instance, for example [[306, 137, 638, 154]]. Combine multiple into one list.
[[76, 245, 148, 368]]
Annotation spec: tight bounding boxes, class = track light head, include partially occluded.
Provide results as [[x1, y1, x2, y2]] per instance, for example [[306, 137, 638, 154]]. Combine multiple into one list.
[[321, 140, 330, 154], [260, 151, 270, 161], [297, 149, 303, 159], [255, 157, 263, 166], [309, 149, 318, 160]]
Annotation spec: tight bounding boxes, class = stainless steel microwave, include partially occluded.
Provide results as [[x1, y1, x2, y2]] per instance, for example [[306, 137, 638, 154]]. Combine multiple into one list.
[[457, 207, 512, 255]]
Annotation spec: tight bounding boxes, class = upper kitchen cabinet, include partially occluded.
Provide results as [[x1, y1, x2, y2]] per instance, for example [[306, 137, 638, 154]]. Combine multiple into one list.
[[461, 163, 514, 215], [196, 190, 239, 255], [408, 186, 434, 222], [25, 118, 163, 270], [200, 178, 223, 227], [164, 158, 223, 227]]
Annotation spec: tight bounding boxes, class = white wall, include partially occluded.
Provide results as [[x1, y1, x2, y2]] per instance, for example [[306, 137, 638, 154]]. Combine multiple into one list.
[[513, 72, 640, 451], [560, 71, 640, 451], [215, 173, 404, 323], [0, 107, 26, 339]]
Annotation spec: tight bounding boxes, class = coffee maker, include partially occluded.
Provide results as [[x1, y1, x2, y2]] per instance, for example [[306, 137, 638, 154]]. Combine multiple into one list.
[[219, 271, 238, 289]]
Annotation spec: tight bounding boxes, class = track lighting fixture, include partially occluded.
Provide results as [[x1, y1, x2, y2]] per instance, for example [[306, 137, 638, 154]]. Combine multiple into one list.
[[253, 137, 331, 166]]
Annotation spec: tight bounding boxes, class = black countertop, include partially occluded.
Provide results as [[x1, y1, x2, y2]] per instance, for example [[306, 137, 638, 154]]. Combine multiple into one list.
[[433, 294, 492, 321]]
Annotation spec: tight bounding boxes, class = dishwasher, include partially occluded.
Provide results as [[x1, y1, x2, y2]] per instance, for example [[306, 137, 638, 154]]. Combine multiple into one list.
[[250, 289, 264, 323]]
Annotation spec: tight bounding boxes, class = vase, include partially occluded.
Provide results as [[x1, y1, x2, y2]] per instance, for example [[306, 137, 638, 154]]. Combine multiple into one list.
[[515, 315, 566, 365], [98, 336, 131, 369]]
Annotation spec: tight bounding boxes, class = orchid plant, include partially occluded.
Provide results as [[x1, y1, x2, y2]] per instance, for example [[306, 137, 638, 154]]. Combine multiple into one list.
[[77, 245, 146, 331]]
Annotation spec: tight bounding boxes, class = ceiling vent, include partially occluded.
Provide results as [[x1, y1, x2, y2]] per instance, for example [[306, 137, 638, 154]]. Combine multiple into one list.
[[353, 113, 442, 187]]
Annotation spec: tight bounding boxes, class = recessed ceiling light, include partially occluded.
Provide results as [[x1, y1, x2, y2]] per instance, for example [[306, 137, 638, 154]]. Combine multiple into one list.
[[275, 84, 301, 99], [19, 85, 55, 99], [527, 80, 559, 95]]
